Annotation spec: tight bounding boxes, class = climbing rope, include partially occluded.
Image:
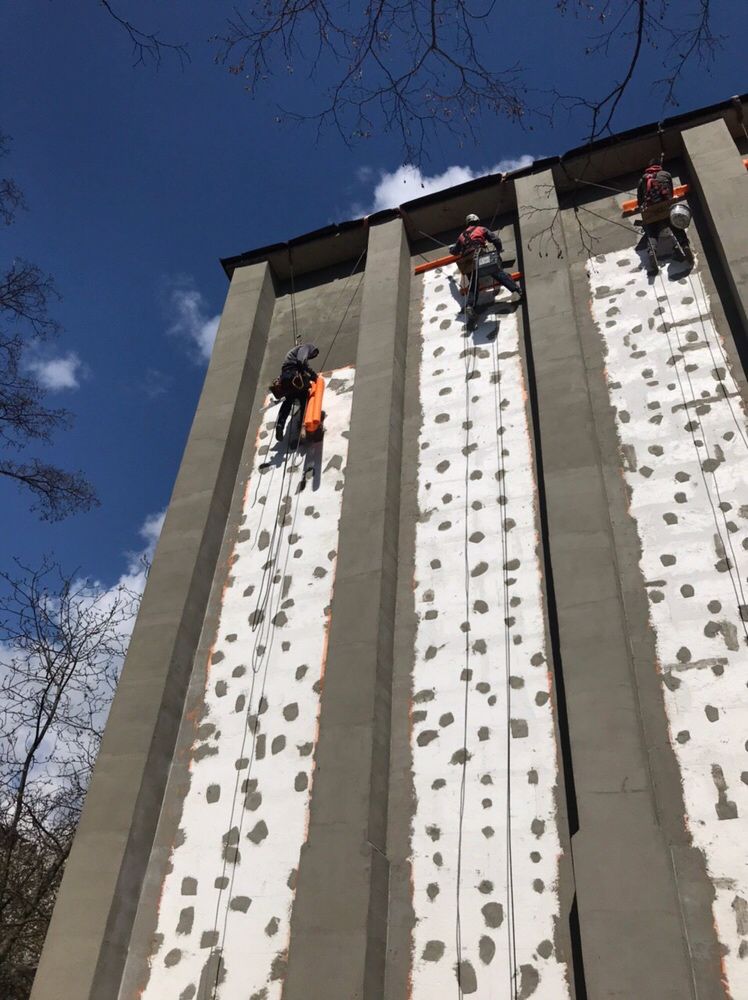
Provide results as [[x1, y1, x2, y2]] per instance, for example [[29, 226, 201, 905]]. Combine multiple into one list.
[[489, 329, 518, 999], [453, 279, 518, 999], [649, 266, 748, 647], [207, 239, 369, 991], [319, 247, 367, 372], [454, 286, 477, 1000], [208, 415, 307, 999], [288, 246, 301, 347], [683, 271, 748, 454]]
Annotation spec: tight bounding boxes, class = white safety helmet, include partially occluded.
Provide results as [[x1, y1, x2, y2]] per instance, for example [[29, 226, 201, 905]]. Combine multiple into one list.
[[465, 213, 480, 225], [669, 202, 692, 230]]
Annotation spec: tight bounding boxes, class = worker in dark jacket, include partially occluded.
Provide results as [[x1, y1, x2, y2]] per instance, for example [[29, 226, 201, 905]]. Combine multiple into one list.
[[450, 214, 522, 314], [275, 343, 319, 441], [637, 159, 693, 275]]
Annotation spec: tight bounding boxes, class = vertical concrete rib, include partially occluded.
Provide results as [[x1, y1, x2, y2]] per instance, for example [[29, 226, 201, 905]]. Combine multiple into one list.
[[515, 173, 695, 999], [284, 218, 409, 1000], [30, 262, 275, 1000], [682, 118, 748, 337]]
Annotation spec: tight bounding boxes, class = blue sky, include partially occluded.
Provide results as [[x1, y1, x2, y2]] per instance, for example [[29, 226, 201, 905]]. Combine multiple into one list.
[[1, 0, 745, 588]]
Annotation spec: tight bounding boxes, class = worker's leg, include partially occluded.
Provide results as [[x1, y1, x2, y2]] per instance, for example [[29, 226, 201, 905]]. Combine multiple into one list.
[[276, 395, 293, 439], [494, 268, 522, 297], [671, 226, 694, 262], [642, 222, 660, 275]]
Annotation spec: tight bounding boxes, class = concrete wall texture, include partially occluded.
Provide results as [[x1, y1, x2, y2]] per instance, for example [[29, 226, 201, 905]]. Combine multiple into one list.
[[32, 97, 748, 1000]]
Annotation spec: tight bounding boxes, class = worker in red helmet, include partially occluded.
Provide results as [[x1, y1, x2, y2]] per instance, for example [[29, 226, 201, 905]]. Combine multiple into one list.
[[275, 343, 319, 441], [450, 213, 522, 316], [637, 159, 693, 275]]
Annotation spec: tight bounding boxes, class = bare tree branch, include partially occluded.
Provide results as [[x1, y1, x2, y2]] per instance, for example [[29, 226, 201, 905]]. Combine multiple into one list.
[[214, 0, 527, 163], [99, 0, 190, 68], [552, 0, 721, 143]]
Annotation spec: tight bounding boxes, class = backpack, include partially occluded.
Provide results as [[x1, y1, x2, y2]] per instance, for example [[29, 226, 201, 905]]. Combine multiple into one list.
[[643, 167, 672, 206], [457, 225, 488, 255]]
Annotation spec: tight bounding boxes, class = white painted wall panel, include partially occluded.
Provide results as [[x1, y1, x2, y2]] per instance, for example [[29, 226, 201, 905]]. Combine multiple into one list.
[[587, 250, 748, 995], [410, 272, 570, 998], [136, 368, 355, 1000]]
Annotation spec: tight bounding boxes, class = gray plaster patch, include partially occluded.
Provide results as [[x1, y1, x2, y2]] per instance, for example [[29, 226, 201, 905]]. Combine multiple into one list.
[[247, 820, 269, 844], [457, 959, 478, 993], [481, 902, 504, 928], [519, 963, 539, 998], [176, 907, 194, 936], [423, 940, 445, 962], [479, 935, 496, 965]]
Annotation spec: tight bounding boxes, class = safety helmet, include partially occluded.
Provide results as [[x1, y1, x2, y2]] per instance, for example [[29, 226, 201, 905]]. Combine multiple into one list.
[[465, 213, 480, 225], [669, 203, 692, 230]]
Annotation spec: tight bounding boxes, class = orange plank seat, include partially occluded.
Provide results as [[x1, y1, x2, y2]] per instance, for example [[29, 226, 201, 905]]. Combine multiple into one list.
[[304, 376, 325, 435], [621, 184, 689, 215]]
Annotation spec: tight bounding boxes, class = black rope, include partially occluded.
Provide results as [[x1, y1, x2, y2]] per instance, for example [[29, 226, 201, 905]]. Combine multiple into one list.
[[650, 269, 748, 646], [489, 329, 518, 999], [454, 283, 477, 1000], [319, 247, 367, 372], [210, 439, 308, 999], [208, 410, 306, 999], [684, 271, 748, 454], [288, 246, 301, 346]]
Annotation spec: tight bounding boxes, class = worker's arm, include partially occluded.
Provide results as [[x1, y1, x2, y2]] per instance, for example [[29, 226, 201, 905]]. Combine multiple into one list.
[[486, 230, 503, 254]]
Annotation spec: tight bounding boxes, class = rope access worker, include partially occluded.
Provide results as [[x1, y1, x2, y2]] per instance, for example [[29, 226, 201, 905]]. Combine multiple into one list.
[[637, 159, 694, 275], [450, 213, 523, 317], [275, 342, 319, 441]]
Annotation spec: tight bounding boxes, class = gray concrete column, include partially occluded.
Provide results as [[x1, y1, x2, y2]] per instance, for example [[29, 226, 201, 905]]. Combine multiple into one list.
[[31, 262, 275, 1000], [515, 173, 695, 999], [283, 218, 409, 1000], [682, 118, 748, 337]]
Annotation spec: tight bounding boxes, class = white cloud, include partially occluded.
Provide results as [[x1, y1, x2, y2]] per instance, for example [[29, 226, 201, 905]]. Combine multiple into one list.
[[27, 351, 84, 390], [361, 154, 536, 213], [123, 508, 166, 585], [167, 285, 220, 363]]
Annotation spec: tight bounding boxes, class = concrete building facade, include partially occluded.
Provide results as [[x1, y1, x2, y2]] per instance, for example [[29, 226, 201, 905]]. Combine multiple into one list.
[[31, 95, 748, 1000]]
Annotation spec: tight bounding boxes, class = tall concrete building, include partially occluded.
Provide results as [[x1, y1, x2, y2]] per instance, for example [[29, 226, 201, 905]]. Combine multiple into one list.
[[32, 95, 748, 1000]]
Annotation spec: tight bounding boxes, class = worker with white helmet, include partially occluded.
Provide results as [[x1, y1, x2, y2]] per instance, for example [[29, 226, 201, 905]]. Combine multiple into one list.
[[450, 213, 522, 317]]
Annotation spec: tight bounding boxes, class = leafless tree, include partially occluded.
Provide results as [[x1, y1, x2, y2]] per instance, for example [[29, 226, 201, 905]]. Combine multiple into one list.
[[553, 0, 720, 142], [212, 0, 720, 160], [99, 0, 189, 68], [0, 560, 138, 997], [0, 134, 97, 520]]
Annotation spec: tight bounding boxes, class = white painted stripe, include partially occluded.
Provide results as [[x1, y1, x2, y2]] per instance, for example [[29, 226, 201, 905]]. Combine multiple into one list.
[[587, 250, 748, 995], [410, 272, 570, 998], [138, 368, 355, 1000]]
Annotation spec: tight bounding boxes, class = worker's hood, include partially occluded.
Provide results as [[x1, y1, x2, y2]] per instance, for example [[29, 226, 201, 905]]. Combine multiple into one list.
[[297, 344, 319, 363]]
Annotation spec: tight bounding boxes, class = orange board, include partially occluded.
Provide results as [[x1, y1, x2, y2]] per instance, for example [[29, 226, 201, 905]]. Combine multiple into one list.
[[622, 184, 689, 215], [304, 376, 325, 435], [414, 253, 459, 274]]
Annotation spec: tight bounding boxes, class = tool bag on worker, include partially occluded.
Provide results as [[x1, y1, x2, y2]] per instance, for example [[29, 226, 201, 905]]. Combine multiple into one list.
[[476, 250, 499, 277], [269, 371, 307, 400]]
